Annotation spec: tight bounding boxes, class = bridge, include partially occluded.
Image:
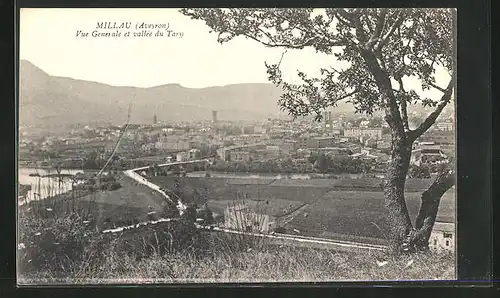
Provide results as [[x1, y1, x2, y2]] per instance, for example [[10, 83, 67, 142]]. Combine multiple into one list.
[[130, 159, 211, 173]]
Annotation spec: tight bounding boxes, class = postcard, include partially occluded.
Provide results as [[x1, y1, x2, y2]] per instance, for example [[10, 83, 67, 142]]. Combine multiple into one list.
[[17, 8, 456, 284]]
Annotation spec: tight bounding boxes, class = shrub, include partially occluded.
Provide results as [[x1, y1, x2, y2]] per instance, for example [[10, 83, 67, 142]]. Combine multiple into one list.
[[275, 226, 286, 234], [106, 182, 122, 191], [197, 206, 214, 225], [18, 211, 103, 277], [408, 164, 431, 178]]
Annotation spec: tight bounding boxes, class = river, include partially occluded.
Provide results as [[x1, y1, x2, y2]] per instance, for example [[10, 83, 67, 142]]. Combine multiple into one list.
[[17, 168, 85, 205]]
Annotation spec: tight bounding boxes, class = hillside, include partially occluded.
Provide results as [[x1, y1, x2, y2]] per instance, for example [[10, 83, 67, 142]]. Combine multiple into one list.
[[20, 60, 352, 129]]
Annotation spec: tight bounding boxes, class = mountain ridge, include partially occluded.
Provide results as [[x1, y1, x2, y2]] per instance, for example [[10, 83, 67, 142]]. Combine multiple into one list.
[[19, 60, 303, 129]]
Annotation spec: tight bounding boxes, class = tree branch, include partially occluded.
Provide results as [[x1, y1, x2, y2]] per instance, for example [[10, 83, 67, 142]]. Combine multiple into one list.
[[351, 12, 405, 134], [242, 33, 319, 49], [375, 10, 406, 52], [428, 82, 448, 93], [328, 89, 359, 103], [365, 9, 387, 50], [409, 168, 455, 250], [362, 13, 374, 34], [408, 78, 454, 141], [397, 77, 410, 131], [335, 12, 355, 28]]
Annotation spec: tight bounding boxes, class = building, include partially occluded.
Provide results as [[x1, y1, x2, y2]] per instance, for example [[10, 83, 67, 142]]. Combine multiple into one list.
[[217, 143, 266, 161], [359, 120, 370, 128], [344, 127, 383, 139], [176, 152, 187, 162], [323, 111, 333, 128], [230, 151, 251, 162], [212, 110, 218, 127], [188, 148, 201, 160], [265, 145, 281, 158], [413, 141, 441, 151], [410, 148, 448, 166], [350, 148, 378, 161], [429, 222, 455, 251], [316, 147, 351, 156], [307, 136, 336, 149], [224, 202, 277, 233], [280, 140, 298, 154], [376, 140, 391, 149], [153, 114, 157, 125], [254, 126, 266, 134], [332, 128, 342, 135], [435, 121, 454, 131], [419, 130, 455, 145], [296, 136, 309, 149], [364, 137, 378, 148], [140, 143, 156, 154], [155, 140, 192, 151], [335, 116, 345, 129]]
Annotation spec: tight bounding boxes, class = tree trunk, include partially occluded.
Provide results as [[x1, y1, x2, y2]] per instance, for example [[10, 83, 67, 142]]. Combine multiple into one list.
[[411, 169, 455, 251], [383, 133, 413, 252]]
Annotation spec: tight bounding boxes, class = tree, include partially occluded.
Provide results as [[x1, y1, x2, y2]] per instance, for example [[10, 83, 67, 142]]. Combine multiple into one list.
[[307, 152, 319, 164], [181, 204, 198, 226], [408, 164, 431, 178], [313, 153, 330, 173], [197, 204, 214, 225], [182, 8, 456, 252], [162, 201, 179, 218]]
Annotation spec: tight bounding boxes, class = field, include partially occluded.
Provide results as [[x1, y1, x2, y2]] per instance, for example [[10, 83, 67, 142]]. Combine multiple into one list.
[[78, 175, 170, 228], [22, 174, 169, 230], [206, 198, 306, 218], [148, 176, 455, 243], [288, 189, 455, 243]]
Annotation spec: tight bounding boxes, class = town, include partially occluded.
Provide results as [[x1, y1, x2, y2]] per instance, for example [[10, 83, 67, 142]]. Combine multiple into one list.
[[19, 109, 454, 176]]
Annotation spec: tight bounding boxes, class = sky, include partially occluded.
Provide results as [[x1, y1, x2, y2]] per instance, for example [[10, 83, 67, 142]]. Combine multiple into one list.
[[20, 8, 451, 102]]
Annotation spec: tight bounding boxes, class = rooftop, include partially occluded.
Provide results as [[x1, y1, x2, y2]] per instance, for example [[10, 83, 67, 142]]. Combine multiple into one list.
[[433, 222, 455, 233]]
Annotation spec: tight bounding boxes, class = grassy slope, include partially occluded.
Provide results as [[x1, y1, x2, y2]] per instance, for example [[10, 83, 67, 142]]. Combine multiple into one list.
[[19, 246, 455, 284], [17, 205, 455, 284], [82, 175, 168, 227]]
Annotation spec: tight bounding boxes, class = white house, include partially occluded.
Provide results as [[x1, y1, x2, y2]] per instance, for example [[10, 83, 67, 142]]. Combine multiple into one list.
[[410, 148, 448, 166], [224, 202, 278, 233], [429, 222, 455, 251], [176, 152, 188, 162]]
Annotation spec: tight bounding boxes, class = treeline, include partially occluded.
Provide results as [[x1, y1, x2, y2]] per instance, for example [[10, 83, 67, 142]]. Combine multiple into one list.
[[206, 154, 375, 174], [308, 153, 375, 174]]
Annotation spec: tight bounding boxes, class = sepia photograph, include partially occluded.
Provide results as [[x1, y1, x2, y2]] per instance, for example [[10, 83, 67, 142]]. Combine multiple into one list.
[[17, 8, 456, 284]]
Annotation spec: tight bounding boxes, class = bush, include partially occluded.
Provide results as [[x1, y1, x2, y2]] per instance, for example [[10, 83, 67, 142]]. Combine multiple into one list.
[[18, 211, 103, 276], [106, 182, 122, 191], [408, 164, 431, 178], [197, 206, 214, 225], [274, 226, 286, 234]]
